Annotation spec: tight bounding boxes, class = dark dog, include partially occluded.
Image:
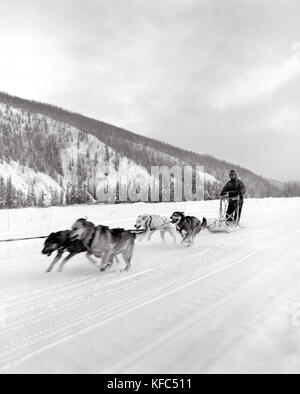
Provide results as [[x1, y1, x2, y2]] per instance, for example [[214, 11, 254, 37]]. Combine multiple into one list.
[[70, 219, 139, 272], [42, 230, 121, 273], [170, 212, 207, 247], [42, 230, 87, 273]]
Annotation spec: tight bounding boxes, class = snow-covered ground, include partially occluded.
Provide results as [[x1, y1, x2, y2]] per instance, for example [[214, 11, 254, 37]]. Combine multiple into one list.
[[1, 198, 300, 374]]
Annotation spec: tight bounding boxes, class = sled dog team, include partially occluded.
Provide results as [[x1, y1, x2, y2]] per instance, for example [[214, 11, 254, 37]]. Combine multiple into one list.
[[42, 212, 207, 273]]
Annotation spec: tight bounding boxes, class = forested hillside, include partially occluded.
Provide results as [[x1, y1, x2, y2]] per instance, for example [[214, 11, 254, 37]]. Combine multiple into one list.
[[0, 92, 281, 208]]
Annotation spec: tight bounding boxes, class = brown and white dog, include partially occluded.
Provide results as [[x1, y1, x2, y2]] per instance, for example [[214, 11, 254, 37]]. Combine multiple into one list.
[[70, 218, 139, 272], [135, 214, 176, 243], [42, 230, 121, 273]]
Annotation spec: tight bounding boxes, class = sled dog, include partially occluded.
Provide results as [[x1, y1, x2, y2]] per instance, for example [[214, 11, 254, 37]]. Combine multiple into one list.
[[135, 214, 176, 243], [170, 212, 207, 246], [42, 230, 88, 273], [71, 219, 138, 272]]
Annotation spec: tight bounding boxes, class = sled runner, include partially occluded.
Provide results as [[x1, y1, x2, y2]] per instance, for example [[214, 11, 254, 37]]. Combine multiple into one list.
[[207, 196, 245, 233]]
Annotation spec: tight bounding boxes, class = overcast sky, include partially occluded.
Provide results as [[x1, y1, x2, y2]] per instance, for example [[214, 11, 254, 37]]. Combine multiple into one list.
[[0, 0, 300, 181]]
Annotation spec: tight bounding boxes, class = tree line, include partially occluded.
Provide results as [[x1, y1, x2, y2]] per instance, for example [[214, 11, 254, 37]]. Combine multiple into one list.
[[283, 182, 300, 197], [2, 91, 298, 209], [0, 92, 281, 199]]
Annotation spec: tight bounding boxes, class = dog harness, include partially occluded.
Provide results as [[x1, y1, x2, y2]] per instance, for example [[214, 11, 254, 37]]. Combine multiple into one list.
[[176, 223, 184, 234], [148, 216, 153, 230], [87, 229, 96, 248]]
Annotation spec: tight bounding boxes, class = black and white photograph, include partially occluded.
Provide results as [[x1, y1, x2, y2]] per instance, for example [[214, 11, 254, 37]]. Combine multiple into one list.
[[1, 0, 300, 377]]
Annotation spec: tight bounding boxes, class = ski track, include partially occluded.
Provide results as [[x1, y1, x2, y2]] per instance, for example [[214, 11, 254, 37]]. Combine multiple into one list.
[[0, 199, 300, 373], [109, 249, 300, 374]]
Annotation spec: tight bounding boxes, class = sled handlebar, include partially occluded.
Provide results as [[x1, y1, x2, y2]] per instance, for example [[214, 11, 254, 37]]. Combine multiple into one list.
[[221, 194, 240, 201]]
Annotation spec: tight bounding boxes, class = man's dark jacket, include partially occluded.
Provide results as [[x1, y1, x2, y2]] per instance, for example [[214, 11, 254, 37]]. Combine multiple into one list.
[[221, 179, 246, 200]]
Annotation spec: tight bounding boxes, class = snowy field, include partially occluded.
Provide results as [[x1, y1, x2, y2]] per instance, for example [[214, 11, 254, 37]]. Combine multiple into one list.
[[1, 198, 300, 374]]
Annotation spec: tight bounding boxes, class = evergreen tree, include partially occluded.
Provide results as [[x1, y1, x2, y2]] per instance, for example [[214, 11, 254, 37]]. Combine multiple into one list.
[[37, 191, 45, 207], [5, 177, 14, 208]]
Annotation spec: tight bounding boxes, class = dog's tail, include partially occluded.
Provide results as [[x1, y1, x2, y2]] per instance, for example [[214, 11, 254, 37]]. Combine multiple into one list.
[[201, 217, 208, 229]]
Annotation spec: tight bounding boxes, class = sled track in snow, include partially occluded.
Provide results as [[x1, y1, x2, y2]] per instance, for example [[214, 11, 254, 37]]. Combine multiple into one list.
[[107, 248, 300, 374], [0, 228, 299, 372], [0, 215, 295, 274], [0, 219, 292, 314]]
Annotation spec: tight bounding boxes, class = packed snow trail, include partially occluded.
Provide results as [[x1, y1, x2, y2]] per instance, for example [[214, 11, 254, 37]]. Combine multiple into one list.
[[0, 199, 300, 373]]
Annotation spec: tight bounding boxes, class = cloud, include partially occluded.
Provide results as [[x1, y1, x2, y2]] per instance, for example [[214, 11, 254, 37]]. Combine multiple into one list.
[[266, 108, 299, 130], [214, 43, 300, 110], [1, 0, 300, 181]]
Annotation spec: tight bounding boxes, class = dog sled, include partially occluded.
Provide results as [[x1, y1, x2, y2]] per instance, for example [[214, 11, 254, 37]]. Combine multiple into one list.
[[207, 196, 245, 233]]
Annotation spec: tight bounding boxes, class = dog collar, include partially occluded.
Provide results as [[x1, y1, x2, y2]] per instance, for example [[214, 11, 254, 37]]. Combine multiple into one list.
[[176, 225, 183, 233], [176, 221, 184, 233]]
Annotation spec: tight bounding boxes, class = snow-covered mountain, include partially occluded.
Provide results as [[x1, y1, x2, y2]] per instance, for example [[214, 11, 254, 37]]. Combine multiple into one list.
[[0, 160, 62, 207], [0, 92, 280, 208]]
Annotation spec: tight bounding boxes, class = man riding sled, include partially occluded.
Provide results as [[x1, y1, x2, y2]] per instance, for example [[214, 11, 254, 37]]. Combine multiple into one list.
[[220, 170, 246, 224]]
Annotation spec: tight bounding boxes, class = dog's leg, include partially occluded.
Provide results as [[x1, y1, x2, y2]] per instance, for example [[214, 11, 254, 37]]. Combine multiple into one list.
[[182, 235, 193, 247], [186, 238, 193, 247], [188, 226, 200, 247], [180, 231, 188, 246], [86, 252, 99, 267], [160, 230, 166, 244], [114, 255, 121, 264], [181, 238, 187, 246], [58, 252, 77, 272], [168, 228, 177, 244], [122, 242, 135, 272], [147, 230, 153, 242], [185, 232, 193, 247], [46, 251, 63, 273], [103, 255, 115, 271], [100, 251, 112, 272], [171, 230, 177, 244]]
